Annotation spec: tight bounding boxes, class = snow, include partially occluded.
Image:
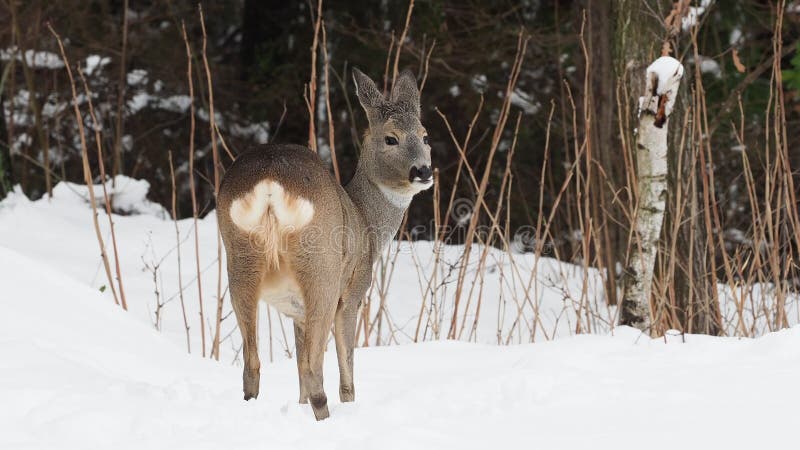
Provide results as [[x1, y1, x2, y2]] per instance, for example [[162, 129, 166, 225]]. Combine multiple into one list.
[[682, 0, 713, 31], [127, 93, 193, 114], [41, 96, 68, 119], [470, 74, 487, 94], [510, 88, 540, 114], [2, 241, 800, 448], [1, 47, 65, 69], [127, 91, 152, 114], [647, 56, 684, 96], [642, 56, 684, 117], [697, 56, 722, 78], [10, 132, 31, 154], [1, 177, 800, 447], [229, 121, 270, 144], [49, 175, 168, 218], [84, 54, 111, 76], [729, 28, 743, 46], [449, 84, 461, 97], [127, 69, 149, 86], [158, 95, 193, 113]]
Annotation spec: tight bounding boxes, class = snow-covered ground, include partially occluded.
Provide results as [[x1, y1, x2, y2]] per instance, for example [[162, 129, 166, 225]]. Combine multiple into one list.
[[2, 178, 800, 449]]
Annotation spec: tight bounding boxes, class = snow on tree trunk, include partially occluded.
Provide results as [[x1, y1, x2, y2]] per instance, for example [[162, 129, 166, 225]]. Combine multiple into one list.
[[620, 56, 684, 332]]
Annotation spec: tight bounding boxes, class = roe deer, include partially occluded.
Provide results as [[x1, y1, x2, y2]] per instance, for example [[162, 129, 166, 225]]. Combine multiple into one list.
[[217, 68, 432, 420]]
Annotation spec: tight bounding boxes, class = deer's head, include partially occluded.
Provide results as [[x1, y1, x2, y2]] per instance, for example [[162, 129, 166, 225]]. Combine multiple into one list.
[[352, 68, 432, 206]]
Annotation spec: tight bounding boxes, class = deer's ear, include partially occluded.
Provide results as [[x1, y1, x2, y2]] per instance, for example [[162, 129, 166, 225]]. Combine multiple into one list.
[[390, 69, 420, 117], [352, 68, 384, 116]]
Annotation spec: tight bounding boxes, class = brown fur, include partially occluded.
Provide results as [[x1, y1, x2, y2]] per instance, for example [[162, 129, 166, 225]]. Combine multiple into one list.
[[217, 69, 431, 420]]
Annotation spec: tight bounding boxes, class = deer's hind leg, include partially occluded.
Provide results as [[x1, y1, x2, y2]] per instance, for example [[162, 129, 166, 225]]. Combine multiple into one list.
[[227, 244, 264, 401], [231, 281, 261, 400]]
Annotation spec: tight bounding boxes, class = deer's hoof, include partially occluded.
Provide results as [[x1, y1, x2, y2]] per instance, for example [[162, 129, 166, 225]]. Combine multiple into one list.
[[310, 394, 329, 420], [243, 372, 260, 401], [339, 384, 355, 403]]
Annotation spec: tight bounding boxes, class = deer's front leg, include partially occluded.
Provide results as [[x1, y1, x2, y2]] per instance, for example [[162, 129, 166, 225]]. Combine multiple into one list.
[[334, 294, 361, 402], [300, 304, 337, 420], [293, 321, 309, 404], [294, 271, 339, 420]]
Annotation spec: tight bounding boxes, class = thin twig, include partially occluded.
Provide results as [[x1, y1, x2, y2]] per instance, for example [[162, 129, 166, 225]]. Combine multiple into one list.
[[182, 21, 206, 357], [48, 23, 121, 309]]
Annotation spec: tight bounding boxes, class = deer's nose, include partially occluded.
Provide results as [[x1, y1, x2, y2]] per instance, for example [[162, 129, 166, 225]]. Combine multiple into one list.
[[409, 165, 433, 183]]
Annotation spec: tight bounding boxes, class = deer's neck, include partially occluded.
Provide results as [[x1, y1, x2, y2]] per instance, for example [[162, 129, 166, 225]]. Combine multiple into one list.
[[345, 163, 409, 263]]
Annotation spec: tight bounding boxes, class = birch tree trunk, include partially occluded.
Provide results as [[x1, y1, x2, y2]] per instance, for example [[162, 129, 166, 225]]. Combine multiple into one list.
[[620, 57, 684, 331]]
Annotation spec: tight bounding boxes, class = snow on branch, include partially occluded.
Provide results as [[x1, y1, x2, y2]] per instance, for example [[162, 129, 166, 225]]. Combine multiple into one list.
[[639, 56, 684, 128]]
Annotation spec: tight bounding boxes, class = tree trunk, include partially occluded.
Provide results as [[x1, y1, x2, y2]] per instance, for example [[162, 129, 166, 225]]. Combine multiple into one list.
[[620, 57, 684, 331], [613, 0, 718, 335], [656, 3, 722, 336], [614, 0, 661, 330], [579, 0, 621, 306], [112, 0, 129, 180], [659, 77, 722, 336], [0, 94, 13, 198]]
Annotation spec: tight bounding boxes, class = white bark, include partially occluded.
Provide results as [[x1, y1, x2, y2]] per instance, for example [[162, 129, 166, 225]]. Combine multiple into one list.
[[620, 56, 684, 332]]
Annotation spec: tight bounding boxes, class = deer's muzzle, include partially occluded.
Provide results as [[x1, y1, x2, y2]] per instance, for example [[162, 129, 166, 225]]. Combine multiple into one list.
[[409, 165, 433, 184]]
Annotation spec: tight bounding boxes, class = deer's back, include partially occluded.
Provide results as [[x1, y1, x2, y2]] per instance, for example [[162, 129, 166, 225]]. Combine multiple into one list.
[[218, 144, 340, 212]]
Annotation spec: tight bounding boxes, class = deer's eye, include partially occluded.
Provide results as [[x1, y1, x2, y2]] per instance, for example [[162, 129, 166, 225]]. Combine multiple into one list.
[[385, 136, 399, 146], [423, 135, 429, 145]]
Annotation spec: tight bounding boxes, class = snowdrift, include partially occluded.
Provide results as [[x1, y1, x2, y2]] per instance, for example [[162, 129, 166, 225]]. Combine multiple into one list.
[[2, 243, 800, 449]]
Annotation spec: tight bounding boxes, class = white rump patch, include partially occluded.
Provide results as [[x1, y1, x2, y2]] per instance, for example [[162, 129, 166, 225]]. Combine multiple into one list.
[[229, 180, 315, 233]]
